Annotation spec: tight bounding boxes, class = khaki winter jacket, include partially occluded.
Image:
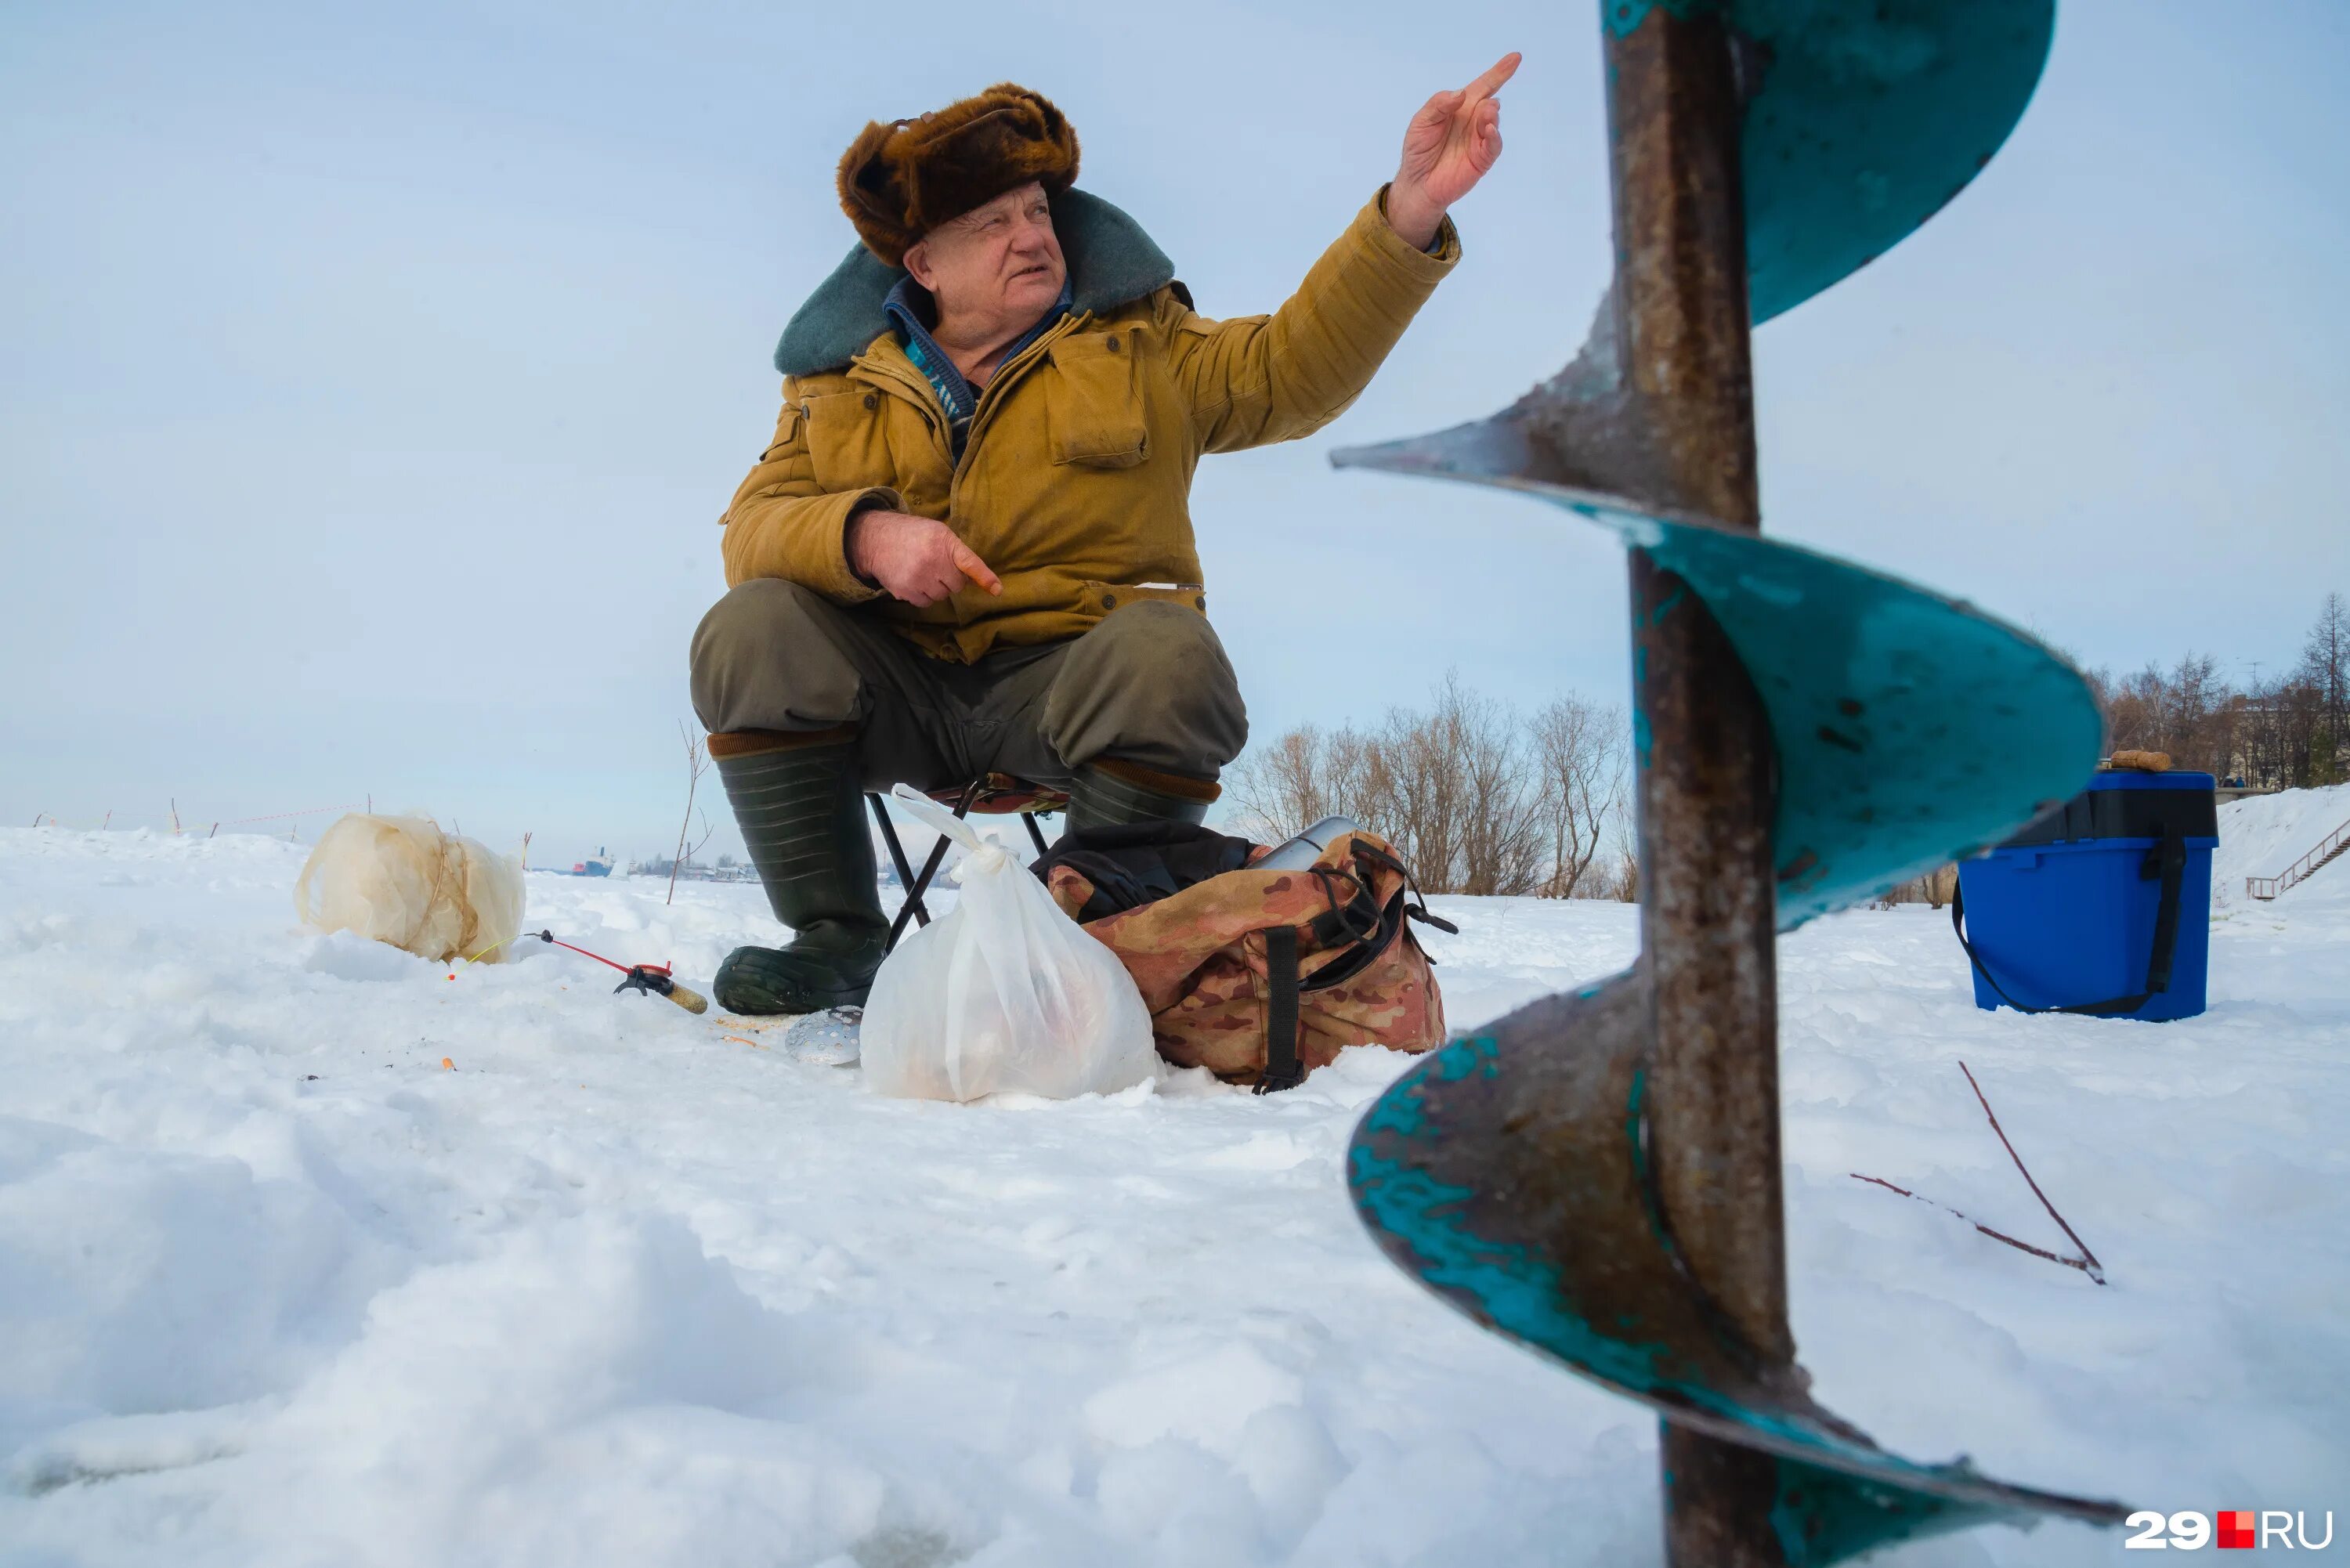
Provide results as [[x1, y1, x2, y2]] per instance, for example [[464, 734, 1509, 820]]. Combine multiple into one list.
[[718, 187, 1459, 663]]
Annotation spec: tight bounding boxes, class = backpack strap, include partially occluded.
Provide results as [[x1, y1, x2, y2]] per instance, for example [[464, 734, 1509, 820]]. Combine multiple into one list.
[[1253, 924, 1306, 1095], [1350, 840, 1459, 936], [1950, 829, 2188, 1017], [1252, 842, 1446, 1094], [2140, 830, 2188, 998]]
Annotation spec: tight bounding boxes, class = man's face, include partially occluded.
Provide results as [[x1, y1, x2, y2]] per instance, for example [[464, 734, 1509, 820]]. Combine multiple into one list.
[[903, 182, 1067, 335]]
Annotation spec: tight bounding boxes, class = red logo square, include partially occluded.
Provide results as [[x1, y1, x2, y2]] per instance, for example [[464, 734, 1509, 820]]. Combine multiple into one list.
[[2218, 1510, 2256, 1549]]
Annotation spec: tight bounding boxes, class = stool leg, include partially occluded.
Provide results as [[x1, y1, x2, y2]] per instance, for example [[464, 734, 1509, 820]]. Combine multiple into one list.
[[1023, 813, 1050, 856], [884, 777, 983, 954], [868, 793, 929, 937]]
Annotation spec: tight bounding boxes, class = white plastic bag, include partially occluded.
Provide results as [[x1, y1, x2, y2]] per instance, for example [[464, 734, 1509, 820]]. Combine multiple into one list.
[[862, 785, 1156, 1102], [294, 814, 524, 964]]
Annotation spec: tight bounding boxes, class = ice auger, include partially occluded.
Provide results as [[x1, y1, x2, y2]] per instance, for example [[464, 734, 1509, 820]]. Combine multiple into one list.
[[1336, 2, 2128, 1563]]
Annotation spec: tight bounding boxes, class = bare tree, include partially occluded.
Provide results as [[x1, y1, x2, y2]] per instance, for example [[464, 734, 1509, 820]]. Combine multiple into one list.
[[1226, 675, 1624, 898], [1374, 695, 1462, 891], [1350, 674, 1540, 894], [1226, 722, 1395, 845], [1224, 724, 1328, 844], [1531, 695, 1625, 899], [2302, 591, 2348, 782], [668, 722, 712, 905], [2089, 646, 2323, 787], [1323, 724, 1393, 836], [1424, 676, 1546, 896], [2091, 653, 2226, 771]]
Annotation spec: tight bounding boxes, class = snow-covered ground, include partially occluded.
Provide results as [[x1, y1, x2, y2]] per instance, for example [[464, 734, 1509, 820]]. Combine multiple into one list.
[[2211, 779, 2350, 909], [2, 804, 2345, 1567]]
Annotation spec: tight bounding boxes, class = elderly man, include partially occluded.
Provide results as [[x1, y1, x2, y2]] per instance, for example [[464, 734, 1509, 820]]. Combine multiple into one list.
[[692, 60, 1516, 1015]]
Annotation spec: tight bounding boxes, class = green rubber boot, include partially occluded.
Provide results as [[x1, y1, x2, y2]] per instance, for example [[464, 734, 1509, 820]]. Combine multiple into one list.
[[709, 732, 889, 1016], [1065, 758, 1221, 834]]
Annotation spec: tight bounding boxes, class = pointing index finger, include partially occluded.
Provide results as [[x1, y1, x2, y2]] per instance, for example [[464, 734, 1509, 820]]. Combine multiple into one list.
[[1462, 51, 1522, 104], [953, 541, 1005, 595]]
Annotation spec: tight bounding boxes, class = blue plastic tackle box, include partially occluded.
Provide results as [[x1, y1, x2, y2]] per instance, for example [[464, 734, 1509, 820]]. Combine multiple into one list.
[[1952, 771, 2217, 1021]]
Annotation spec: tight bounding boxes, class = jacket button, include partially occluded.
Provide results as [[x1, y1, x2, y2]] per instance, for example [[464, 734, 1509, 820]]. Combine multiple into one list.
[[1102, 594, 1118, 609], [862, 392, 877, 410], [1106, 334, 1120, 352], [1195, 595, 1206, 610]]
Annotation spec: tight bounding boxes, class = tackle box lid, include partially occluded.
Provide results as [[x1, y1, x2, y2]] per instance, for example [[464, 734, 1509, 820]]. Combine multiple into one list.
[[2001, 770, 2216, 848]]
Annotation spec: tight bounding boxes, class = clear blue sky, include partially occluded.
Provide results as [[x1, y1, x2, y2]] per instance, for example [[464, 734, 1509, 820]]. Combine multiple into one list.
[[4, 0, 2345, 865]]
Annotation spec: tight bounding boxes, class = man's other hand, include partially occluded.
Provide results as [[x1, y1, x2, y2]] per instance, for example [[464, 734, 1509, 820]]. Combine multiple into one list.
[[846, 508, 1005, 606], [1389, 52, 1519, 250]]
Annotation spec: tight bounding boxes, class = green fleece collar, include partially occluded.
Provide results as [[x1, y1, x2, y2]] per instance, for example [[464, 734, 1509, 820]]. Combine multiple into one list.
[[773, 188, 1177, 378]]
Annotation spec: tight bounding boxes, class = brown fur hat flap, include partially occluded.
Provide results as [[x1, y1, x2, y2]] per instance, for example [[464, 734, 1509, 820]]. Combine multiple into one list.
[[837, 85, 1080, 267]]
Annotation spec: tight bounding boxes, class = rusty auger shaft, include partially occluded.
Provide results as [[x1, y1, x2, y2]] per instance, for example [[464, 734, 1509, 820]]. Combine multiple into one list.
[[1339, 1, 2126, 1563], [1606, 10, 1791, 1562]]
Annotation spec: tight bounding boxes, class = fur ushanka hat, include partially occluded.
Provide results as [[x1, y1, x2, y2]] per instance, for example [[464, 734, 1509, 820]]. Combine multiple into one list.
[[836, 84, 1081, 268]]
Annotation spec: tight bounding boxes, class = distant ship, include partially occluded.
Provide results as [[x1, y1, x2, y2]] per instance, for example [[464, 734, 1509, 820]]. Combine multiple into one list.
[[568, 847, 614, 877]]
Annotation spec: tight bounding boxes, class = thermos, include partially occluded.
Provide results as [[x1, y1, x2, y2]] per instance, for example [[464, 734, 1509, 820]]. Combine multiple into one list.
[[1256, 815, 1363, 872]]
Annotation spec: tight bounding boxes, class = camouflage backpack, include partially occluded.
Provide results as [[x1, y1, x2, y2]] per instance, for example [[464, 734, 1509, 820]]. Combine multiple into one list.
[[1032, 823, 1453, 1092]]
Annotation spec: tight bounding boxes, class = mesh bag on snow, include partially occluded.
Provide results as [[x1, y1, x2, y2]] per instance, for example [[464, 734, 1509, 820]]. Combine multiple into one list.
[[294, 814, 524, 963]]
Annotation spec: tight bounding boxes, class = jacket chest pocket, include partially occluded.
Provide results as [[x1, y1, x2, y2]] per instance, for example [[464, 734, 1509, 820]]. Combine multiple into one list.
[[1046, 334, 1148, 469], [803, 390, 897, 491]]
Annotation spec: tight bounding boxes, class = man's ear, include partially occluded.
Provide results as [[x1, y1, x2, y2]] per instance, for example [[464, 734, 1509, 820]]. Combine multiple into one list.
[[901, 239, 936, 291]]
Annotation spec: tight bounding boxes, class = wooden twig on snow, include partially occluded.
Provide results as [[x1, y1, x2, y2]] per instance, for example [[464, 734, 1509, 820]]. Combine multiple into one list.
[[1849, 1060, 2106, 1284], [1847, 1174, 2099, 1279], [1958, 1060, 2105, 1281]]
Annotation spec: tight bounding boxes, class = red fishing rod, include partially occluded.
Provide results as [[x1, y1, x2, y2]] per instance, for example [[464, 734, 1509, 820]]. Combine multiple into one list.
[[460, 929, 708, 1014]]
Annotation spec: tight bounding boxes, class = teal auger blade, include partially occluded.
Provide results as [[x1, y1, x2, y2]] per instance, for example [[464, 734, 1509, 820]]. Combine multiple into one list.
[[1336, 0, 2128, 1561], [1335, 0, 2057, 496], [1350, 983, 2123, 1567], [1423, 490, 2102, 930], [1345, 511, 2115, 1563]]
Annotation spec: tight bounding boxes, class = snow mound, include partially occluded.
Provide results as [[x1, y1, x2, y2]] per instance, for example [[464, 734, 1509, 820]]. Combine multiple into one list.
[[2214, 782, 2350, 910]]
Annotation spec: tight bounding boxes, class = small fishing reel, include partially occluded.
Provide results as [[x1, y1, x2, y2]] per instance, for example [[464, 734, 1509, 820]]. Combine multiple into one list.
[[613, 964, 709, 1014]]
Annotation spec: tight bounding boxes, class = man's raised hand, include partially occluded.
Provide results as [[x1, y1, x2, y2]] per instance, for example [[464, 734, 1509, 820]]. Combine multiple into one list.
[[1388, 52, 1520, 251], [845, 508, 1004, 608]]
